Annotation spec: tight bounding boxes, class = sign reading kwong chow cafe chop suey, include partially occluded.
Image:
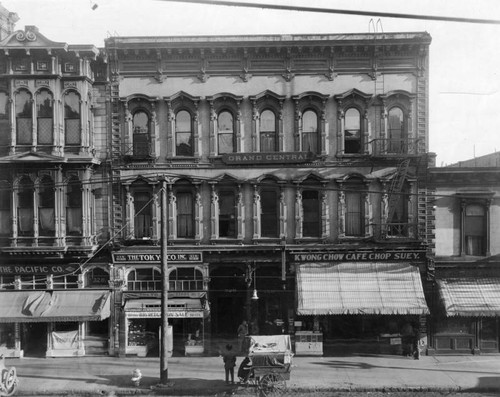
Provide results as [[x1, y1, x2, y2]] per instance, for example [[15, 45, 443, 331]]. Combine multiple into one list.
[[292, 250, 426, 262]]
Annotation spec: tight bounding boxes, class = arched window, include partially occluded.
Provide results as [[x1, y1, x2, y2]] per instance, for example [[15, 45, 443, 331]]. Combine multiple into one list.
[[15, 90, 33, 145], [344, 108, 361, 154], [176, 110, 193, 156], [132, 110, 150, 156], [64, 91, 81, 145], [169, 267, 203, 291], [464, 204, 486, 256], [38, 176, 55, 236], [86, 268, 109, 288], [345, 178, 364, 236], [36, 90, 53, 145], [66, 176, 82, 236], [134, 191, 152, 239], [302, 110, 319, 153], [177, 190, 194, 238], [0, 181, 11, 236], [302, 189, 320, 238], [388, 107, 405, 153], [127, 268, 161, 291], [217, 110, 234, 154], [18, 177, 34, 236], [260, 179, 279, 237], [260, 110, 277, 152], [0, 92, 9, 148]]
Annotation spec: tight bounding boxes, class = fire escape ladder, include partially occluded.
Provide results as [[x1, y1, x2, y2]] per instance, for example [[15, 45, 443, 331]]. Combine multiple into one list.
[[386, 159, 411, 224]]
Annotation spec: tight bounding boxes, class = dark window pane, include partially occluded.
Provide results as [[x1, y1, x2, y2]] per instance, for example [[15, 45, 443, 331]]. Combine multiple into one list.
[[302, 110, 318, 153], [176, 111, 193, 156], [344, 108, 361, 154], [219, 191, 236, 238], [345, 191, 362, 236], [303, 190, 320, 237], [177, 192, 194, 237], [261, 189, 278, 237]]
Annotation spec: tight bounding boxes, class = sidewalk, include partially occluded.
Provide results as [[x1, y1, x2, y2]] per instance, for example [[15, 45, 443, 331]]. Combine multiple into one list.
[[4, 353, 500, 396]]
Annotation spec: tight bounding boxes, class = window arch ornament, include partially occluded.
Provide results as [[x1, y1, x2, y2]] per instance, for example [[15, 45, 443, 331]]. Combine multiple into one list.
[[122, 94, 159, 160], [378, 90, 417, 155], [164, 92, 201, 160], [252, 175, 286, 241], [249, 90, 286, 152], [206, 93, 243, 157], [292, 92, 329, 157], [336, 174, 372, 238], [334, 89, 372, 156]]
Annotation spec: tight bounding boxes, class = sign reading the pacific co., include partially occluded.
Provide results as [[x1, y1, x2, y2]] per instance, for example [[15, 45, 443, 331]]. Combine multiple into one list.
[[0, 264, 78, 275], [112, 252, 202, 264], [292, 251, 426, 262]]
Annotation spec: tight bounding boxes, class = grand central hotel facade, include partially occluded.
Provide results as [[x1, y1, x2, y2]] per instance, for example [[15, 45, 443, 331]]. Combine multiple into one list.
[[0, 3, 448, 358]]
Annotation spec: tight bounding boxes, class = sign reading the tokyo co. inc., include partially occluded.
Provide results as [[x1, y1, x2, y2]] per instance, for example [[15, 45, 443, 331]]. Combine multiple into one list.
[[112, 252, 203, 264]]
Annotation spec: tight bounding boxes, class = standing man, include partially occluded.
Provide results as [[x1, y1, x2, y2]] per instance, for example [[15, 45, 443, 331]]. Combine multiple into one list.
[[237, 320, 248, 352]]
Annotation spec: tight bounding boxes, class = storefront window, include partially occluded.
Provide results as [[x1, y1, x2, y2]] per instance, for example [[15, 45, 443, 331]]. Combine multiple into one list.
[[53, 274, 79, 289], [127, 268, 161, 291], [169, 267, 203, 291], [0, 323, 15, 348], [0, 275, 15, 290], [435, 317, 473, 335], [20, 275, 47, 289]]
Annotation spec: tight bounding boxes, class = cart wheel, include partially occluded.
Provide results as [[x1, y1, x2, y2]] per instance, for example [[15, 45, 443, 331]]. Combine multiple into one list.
[[259, 373, 287, 397], [3, 367, 18, 396]]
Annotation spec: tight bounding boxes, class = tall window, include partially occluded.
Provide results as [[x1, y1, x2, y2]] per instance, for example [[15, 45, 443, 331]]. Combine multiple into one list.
[[177, 191, 194, 238], [0, 92, 9, 148], [127, 268, 161, 291], [15, 90, 32, 145], [464, 204, 486, 256], [17, 177, 34, 236], [260, 109, 277, 152], [36, 90, 53, 145], [219, 190, 236, 238], [20, 275, 46, 290], [53, 274, 79, 289], [302, 190, 320, 238], [0, 181, 10, 236], [388, 107, 404, 153], [345, 180, 363, 236], [302, 110, 319, 153], [261, 182, 279, 237], [169, 267, 203, 291], [176, 110, 193, 156], [132, 110, 150, 156], [344, 108, 361, 154], [387, 184, 409, 237], [38, 176, 55, 236], [64, 92, 81, 145], [134, 191, 152, 239], [217, 110, 234, 154], [66, 177, 82, 236]]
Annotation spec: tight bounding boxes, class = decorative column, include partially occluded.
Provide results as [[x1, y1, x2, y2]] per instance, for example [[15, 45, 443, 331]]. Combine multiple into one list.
[[251, 100, 259, 152], [337, 187, 346, 238], [293, 99, 301, 151], [336, 106, 344, 155], [321, 183, 329, 239], [279, 185, 287, 239], [210, 184, 219, 239], [124, 185, 134, 240], [236, 184, 244, 240], [208, 100, 217, 156], [278, 100, 284, 151], [252, 184, 261, 239], [194, 184, 203, 240], [294, 187, 303, 239]]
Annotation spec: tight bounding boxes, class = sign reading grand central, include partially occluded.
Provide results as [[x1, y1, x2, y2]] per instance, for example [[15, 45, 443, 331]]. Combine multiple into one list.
[[222, 152, 314, 164]]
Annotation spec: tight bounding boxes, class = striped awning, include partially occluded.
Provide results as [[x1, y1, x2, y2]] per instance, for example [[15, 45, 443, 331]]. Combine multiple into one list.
[[437, 278, 500, 317], [297, 262, 429, 316], [0, 290, 111, 322]]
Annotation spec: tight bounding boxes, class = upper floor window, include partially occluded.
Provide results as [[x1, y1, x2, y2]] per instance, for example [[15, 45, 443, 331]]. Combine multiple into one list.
[[176, 110, 193, 156], [344, 108, 361, 154], [17, 177, 34, 236], [86, 268, 110, 288], [132, 110, 150, 156], [260, 180, 279, 238], [36, 90, 53, 145], [66, 177, 82, 236], [464, 204, 486, 256], [0, 181, 10, 236], [15, 90, 33, 145], [134, 191, 152, 239], [127, 268, 161, 291], [53, 274, 79, 289], [177, 190, 194, 238], [219, 190, 236, 238], [217, 110, 234, 154], [64, 92, 81, 145], [302, 190, 320, 238], [345, 179, 364, 237], [169, 267, 203, 291], [39, 176, 55, 236], [0, 275, 15, 290], [387, 183, 410, 238], [302, 110, 319, 154], [0, 92, 9, 148], [20, 275, 46, 290], [388, 107, 405, 153], [260, 110, 277, 152]]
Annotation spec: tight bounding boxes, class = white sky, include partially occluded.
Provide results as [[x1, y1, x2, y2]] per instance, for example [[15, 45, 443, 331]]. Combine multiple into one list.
[[3, 0, 500, 166]]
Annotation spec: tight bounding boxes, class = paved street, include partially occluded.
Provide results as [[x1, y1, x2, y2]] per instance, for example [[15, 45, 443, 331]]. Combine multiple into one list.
[[4, 353, 500, 396]]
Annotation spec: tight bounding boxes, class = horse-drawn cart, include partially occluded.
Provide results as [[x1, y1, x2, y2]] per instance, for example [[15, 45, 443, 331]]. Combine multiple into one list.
[[0, 355, 18, 397]]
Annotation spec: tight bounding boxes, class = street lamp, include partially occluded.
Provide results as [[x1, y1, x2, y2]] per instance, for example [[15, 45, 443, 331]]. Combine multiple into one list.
[[251, 264, 259, 300]]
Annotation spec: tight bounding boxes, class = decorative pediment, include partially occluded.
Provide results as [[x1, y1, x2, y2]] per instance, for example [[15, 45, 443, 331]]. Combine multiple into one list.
[[1, 25, 67, 52], [334, 88, 372, 103], [0, 151, 66, 163]]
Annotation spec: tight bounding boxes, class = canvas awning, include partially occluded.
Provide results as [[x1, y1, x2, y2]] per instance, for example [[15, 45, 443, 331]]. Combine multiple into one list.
[[0, 290, 111, 323], [297, 262, 429, 315], [437, 278, 500, 317]]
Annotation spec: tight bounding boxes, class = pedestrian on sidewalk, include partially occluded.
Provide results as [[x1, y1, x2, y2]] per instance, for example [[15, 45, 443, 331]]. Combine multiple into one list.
[[222, 344, 237, 385], [401, 321, 413, 357], [237, 320, 248, 351]]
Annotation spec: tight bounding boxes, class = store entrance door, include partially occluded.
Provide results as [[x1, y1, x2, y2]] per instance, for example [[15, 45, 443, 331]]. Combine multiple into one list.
[[22, 322, 47, 357]]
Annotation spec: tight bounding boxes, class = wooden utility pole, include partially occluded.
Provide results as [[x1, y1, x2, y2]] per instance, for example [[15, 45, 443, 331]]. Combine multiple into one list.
[[160, 180, 169, 383]]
